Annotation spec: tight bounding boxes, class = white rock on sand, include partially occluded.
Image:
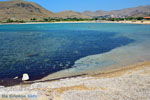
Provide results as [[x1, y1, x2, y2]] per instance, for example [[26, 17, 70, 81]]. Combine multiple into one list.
[[22, 73, 29, 81]]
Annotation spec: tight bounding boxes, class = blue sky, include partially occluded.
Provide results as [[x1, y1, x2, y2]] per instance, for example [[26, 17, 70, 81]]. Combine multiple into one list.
[[1, 0, 150, 12]]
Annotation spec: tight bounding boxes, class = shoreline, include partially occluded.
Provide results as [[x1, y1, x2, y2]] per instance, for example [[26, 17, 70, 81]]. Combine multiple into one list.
[[0, 61, 149, 100], [0, 60, 149, 87], [0, 20, 150, 25], [29, 60, 150, 83]]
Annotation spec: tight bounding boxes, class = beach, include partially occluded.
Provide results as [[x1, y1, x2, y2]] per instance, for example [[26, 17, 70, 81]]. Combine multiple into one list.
[[0, 20, 150, 25], [0, 61, 149, 100]]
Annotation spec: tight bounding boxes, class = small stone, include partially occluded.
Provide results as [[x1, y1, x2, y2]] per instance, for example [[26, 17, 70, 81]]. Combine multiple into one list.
[[13, 76, 18, 79], [22, 73, 29, 81]]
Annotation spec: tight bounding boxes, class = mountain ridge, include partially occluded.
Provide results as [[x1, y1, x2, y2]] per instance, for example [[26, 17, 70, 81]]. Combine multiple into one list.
[[82, 5, 150, 17], [0, 0, 149, 21]]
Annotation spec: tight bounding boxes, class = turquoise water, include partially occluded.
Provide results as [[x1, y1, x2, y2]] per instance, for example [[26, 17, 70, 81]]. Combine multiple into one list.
[[0, 23, 149, 81]]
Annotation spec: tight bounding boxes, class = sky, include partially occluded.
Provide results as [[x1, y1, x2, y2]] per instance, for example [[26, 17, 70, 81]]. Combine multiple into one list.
[[1, 0, 150, 12]]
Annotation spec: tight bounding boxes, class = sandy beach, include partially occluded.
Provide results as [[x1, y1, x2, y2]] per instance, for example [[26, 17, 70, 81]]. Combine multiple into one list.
[[97, 20, 150, 24], [0, 61, 149, 100], [0, 20, 150, 25]]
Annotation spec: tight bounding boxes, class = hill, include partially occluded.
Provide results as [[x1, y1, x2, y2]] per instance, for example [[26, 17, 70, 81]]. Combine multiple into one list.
[[56, 10, 90, 18], [0, 0, 56, 21], [82, 5, 150, 17]]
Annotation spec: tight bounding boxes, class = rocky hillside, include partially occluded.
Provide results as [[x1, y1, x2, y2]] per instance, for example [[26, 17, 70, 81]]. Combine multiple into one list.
[[56, 10, 90, 18], [0, 0, 89, 21], [108, 5, 150, 17], [82, 10, 107, 17], [82, 5, 150, 17], [0, 0, 56, 21]]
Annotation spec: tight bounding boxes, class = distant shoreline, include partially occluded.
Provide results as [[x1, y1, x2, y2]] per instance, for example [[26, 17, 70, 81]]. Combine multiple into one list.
[[0, 20, 150, 25]]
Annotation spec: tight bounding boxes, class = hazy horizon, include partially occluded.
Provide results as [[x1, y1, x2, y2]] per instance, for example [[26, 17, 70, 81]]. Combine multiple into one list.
[[0, 0, 150, 12]]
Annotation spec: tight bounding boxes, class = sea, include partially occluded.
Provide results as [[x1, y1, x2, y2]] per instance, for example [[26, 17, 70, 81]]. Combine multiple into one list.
[[0, 23, 150, 83]]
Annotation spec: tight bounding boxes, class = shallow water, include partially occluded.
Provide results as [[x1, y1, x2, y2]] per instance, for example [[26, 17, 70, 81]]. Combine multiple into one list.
[[0, 23, 149, 81]]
